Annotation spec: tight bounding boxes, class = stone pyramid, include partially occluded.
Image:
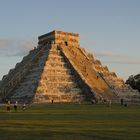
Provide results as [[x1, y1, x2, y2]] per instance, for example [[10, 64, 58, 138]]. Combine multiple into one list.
[[0, 30, 139, 103]]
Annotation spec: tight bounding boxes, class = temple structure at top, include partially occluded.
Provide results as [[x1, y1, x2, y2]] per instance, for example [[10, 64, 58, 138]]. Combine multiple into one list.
[[38, 30, 79, 46]]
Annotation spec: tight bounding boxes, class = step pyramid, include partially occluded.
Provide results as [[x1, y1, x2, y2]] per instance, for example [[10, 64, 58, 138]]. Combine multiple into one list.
[[0, 30, 140, 103]]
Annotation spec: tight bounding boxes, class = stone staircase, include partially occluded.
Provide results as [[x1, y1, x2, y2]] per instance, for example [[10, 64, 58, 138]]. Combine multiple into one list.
[[104, 78, 140, 103], [34, 44, 89, 103], [92, 58, 140, 103]]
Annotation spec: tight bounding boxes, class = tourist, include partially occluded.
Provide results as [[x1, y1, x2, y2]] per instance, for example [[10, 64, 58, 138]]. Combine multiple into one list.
[[124, 102, 128, 107], [108, 100, 112, 107], [91, 99, 95, 104], [6, 101, 11, 112], [120, 98, 124, 106], [14, 101, 18, 112], [22, 103, 26, 111]]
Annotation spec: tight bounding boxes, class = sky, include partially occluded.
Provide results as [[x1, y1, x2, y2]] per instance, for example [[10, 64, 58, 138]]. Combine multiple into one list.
[[0, 0, 140, 81]]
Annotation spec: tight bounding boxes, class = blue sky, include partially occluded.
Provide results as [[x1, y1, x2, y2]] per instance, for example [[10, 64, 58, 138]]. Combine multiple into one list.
[[0, 0, 140, 80]]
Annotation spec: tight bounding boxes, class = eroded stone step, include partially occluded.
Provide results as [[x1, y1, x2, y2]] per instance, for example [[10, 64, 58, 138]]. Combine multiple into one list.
[[12, 93, 34, 98], [45, 63, 69, 68], [49, 50, 61, 55], [47, 55, 63, 59], [39, 83, 78, 88], [45, 81, 75, 85], [38, 82, 78, 88], [34, 94, 85, 102], [18, 82, 37, 88], [44, 70, 72, 75], [14, 84, 36, 92], [42, 74, 72, 78], [45, 60, 66, 65], [29, 68, 42, 73], [46, 59, 65, 64], [46, 88, 82, 93], [40, 77, 75, 82], [23, 74, 39, 80], [44, 68, 71, 72]]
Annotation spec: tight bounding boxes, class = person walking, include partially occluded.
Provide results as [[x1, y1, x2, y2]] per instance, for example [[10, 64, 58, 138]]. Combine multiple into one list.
[[22, 103, 26, 111], [14, 101, 18, 112], [6, 101, 11, 112]]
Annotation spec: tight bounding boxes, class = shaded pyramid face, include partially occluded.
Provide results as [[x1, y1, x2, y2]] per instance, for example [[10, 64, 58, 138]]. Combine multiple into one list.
[[0, 30, 140, 103]]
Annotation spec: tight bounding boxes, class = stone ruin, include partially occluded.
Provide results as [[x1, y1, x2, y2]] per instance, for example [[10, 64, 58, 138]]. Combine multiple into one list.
[[0, 30, 140, 103]]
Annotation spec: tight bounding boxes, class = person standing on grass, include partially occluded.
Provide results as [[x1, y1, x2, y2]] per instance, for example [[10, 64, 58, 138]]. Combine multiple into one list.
[[6, 101, 11, 112], [108, 100, 112, 107], [14, 101, 18, 112], [120, 98, 124, 106], [22, 103, 26, 111]]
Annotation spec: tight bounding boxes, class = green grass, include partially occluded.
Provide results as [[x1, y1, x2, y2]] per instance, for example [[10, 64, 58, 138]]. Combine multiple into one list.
[[0, 103, 140, 140]]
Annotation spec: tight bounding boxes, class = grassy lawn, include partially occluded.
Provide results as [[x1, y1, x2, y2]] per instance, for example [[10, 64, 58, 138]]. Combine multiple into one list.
[[0, 103, 140, 140]]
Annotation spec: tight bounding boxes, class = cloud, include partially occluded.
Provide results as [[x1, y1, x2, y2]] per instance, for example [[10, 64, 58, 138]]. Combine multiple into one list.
[[0, 39, 36, 57], [95, 51, 128, 58], [5, 50, 29, 57], [95, 51, 140, 65], [0, 39, 14, 48], [102, 60, 140, 64]]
